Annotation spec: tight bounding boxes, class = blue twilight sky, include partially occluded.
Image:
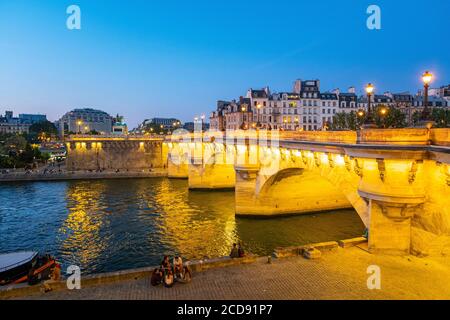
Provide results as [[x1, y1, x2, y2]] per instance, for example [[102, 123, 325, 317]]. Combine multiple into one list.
[[0, 0, 449, 128]]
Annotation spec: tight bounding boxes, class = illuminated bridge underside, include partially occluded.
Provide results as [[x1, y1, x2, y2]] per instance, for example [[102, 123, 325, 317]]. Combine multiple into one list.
[[167, 129, 450, 256]]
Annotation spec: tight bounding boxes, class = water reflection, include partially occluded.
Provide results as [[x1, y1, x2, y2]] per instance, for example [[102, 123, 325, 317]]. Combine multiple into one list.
[[0, 178, 365, 275], [59, 181, 108, 272]]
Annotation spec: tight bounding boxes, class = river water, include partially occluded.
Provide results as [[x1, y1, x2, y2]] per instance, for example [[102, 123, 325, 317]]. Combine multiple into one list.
[[0, 178, 364, 274]]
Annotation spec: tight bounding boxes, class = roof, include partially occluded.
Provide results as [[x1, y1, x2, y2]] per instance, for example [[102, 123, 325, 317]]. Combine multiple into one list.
[[0, 251, 38, 273], [250, 90, 268, 98], [320, 93, 338, 100]]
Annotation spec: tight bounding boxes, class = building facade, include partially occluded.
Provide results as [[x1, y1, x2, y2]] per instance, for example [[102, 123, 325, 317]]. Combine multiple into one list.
[[211, 79, 349, 131], [209, 79, 450, 132], [58, 108, 114, 135], [0, 111, 34, 134]]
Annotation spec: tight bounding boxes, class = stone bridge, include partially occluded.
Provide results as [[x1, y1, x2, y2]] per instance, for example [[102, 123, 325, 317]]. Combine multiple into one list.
[[167, 129, 450, 256]]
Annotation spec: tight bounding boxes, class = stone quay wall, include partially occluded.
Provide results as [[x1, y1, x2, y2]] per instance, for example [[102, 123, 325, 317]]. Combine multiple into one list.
[[65, 136, 168, 171]]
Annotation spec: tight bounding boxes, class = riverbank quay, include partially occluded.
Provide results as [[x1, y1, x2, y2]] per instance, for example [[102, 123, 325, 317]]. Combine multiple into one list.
[[0, 169, 167, 182], [3, 239, 450, 300]]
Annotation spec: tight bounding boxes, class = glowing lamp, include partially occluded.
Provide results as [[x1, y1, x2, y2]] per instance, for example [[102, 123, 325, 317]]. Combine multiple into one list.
[[422, 71, 433, 85], [365, 83, 374, 95]]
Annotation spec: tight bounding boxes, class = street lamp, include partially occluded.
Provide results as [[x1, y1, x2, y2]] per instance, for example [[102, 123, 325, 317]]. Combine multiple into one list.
[[363, 83, 375, 127], [256, 103, 262, 128], [421, 71, 433, 121], [77, 120, 83, 134], [379, 107, 388, 128]]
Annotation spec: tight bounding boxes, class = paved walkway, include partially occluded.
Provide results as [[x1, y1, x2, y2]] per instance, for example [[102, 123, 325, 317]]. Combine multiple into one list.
[[17, 246, 450, 300]]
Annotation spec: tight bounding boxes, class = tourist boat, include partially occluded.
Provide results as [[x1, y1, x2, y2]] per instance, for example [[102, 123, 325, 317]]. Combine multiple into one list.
[[0, 251, 56, 285]]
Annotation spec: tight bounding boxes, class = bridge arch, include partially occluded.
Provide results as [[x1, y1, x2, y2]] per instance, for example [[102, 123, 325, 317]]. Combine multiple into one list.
[[234, 150, 369, 226], [253, 165, 369, 226]]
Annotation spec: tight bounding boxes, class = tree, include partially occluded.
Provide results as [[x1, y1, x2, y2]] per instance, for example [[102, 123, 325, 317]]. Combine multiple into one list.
[[431, 108, 450, 128], [27, 121, 58, 143], [4, 135, 27, 156], [330, 111, 364, 131], [412, 111, 422, 126], [29, 121, 57, 135], [374, 105, 406, 129]]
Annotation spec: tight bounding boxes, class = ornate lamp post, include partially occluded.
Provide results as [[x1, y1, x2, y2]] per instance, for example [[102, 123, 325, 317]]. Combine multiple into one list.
[[363, 83, 375, 127], [256, 103, 262, 128], [421, 71, 433, 121]]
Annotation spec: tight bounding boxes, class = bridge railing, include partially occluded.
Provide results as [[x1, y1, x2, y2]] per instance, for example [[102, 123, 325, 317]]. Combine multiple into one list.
[[66, 134, 165, 141], [67, 129, 450, 147]]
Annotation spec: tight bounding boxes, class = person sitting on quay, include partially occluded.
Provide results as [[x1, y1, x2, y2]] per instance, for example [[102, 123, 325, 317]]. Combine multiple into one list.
[[161, 255, 172, 274], [164, 269, 174, 288], [42, 263, 62, 293], [230, 243, 239, 258], [181, 264, 192, 283], [173, 255, 183, 278], [151, 268, 164, 286], [238, 242, 245, 258]]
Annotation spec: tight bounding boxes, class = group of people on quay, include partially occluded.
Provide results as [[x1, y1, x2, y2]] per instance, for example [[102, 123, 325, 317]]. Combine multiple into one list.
[[151, 244, 246, 288], [151, 255, 192, 288], [229, 243, 245, 258], [0, 162, 63, 175]]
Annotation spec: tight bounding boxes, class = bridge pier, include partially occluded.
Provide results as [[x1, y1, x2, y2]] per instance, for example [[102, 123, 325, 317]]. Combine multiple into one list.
[[188, 157, 235, 190], [360, 192, 424, 255], [168, 155, 189, 178]]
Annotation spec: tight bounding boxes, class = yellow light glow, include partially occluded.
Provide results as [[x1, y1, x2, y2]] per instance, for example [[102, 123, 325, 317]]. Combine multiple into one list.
[[236, 145, 247, 154], [422, 71, 433, 85], [365, 83, 374, 94], [334, 155, 345, 166]]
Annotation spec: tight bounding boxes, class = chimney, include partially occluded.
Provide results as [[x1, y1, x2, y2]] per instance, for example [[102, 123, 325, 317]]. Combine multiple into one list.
[[348, 87, 356, 94], [293, 79, 302, 94]]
